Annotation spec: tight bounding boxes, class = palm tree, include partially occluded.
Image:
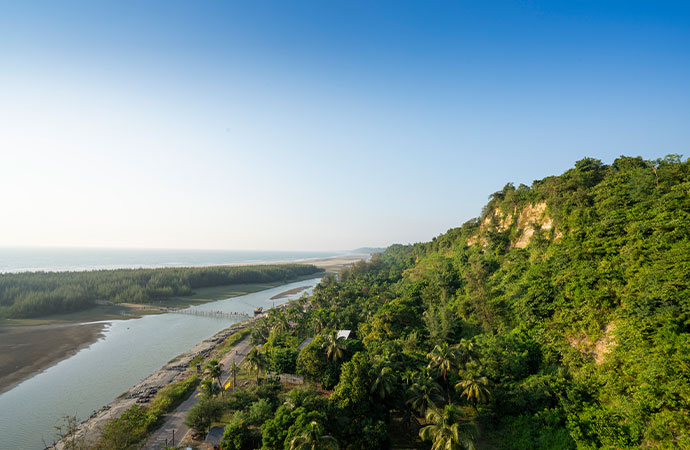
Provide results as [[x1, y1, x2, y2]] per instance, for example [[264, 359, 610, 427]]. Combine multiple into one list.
[[245, 348, 268, 382], [455, 339, 476, 368], [200, 379, 220, 397], [205, 359, 224, 397], [370, 365, 397, 400], [323, 332, 346, 362], [455, 364, 491, 411], [427, 343, 459, 402], [419, 405, 477, 450], [312, 315, 328, 334], [289, 421, 339, 450], [407, 377, 444, 416], [272, 311, 290, 334], [229, 360, 239, 393]]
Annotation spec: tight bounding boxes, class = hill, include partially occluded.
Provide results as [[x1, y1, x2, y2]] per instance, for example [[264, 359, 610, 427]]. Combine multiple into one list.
[[246, 155, 689, 450]]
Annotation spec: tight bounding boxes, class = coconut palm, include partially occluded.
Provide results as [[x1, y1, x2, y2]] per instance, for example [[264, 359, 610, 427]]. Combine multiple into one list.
[[245, 348, 268, 382], [312, 315, 328, 334], [455, 339, 476, 368], [427, 343, 459, 402], [323, 332, 346, 362], [205, 359, 224, 396], [407, 377, 444, 416], [229, 360, 239, 393], [419, 405, 477, 450], [370, 365, 397, 400], [455, 364, 491, 411], [272, 311, 290, 334], [289, 421, 339, 450], [200, 379, 220, 398]]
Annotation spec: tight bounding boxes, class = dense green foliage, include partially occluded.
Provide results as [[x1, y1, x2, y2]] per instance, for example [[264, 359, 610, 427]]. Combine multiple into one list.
[[243, 155, 689, 449], [0, 264, 320, 318]]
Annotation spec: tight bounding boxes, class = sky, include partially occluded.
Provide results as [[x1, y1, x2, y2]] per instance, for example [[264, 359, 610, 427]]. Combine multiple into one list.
[[0, 1, 688, 251]]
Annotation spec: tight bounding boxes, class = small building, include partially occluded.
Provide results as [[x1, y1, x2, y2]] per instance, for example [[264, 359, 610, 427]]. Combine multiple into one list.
[[205, 425, 225, 447], [337, 330, 352, 340]]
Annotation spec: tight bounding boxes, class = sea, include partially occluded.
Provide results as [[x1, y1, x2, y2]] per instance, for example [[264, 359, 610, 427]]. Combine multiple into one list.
[[0, 247, 343, 273]]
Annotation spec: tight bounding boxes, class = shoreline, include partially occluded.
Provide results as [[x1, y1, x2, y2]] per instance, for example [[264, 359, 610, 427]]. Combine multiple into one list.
[[0, 254, 365, 401], [0, 322, 106, 395], [53, 321, 253, 449]]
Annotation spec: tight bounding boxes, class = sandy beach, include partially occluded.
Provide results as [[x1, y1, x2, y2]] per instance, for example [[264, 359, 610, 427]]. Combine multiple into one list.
[[0, 322, 106, 395], [301, 253, 369, 272]]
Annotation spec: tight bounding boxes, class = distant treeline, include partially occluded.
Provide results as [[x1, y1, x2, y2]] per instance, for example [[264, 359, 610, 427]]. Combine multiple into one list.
[[0, 264, 321, 319]]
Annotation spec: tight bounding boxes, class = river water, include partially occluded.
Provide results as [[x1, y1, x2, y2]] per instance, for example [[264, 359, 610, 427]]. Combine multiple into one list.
[[0, 277, 322, 450]]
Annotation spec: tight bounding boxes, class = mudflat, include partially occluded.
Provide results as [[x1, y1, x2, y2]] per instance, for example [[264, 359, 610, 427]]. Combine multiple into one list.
[[0, 322, 105, 394]]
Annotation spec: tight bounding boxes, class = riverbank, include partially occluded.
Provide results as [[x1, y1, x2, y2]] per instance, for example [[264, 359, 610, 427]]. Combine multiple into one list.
[[52, 321, 252, 449], [1, 254, 366, 405], [0, 276, 322, 394], [0, 322, 105, 395]]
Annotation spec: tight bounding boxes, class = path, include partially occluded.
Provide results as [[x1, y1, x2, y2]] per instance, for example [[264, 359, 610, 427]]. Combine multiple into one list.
[[143, 336, 253, 449]]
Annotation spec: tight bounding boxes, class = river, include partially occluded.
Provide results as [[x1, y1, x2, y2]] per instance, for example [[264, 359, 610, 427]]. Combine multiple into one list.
[[0, 277, 322, 450]]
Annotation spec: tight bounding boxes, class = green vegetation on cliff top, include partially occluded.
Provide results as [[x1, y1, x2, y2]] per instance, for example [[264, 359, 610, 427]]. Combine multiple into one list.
[[238, 155, 688, 450]]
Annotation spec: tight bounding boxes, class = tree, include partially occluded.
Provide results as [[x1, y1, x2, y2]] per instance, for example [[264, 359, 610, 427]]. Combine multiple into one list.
[[289, 421, 339, 450], [407, 376, 444, 416], [185, 396, 225, 437], [53, 415, 86, 450], [324, 332, 346, 362], [370, 365, 397, 401], [419, 405, 477, 450], [200, 379, 220, 398], [455, 339, 476, 369], [205, 359, 224, 397], [246, 347, 268, 382], [220, 417, 250, 450], [455, 364, 491, 411], [427, 343, 459, 402], [229, 360, 239, 393]]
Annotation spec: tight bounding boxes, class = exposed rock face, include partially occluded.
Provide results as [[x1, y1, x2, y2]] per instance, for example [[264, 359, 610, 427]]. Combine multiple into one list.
[[567, 323, 617, 365], [468, 201, 559, 249]]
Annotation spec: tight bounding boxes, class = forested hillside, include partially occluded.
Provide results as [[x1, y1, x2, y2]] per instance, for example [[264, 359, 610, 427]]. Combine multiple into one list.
[[242, 155, 689, 450], [0, 264, 321, 319]]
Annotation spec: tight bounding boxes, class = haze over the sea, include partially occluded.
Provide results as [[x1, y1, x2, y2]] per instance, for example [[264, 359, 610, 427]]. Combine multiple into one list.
[[0, 247, 344, 273]]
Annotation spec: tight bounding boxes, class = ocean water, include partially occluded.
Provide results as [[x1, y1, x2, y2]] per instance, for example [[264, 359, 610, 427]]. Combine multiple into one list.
[[0, 247, 342, 273]]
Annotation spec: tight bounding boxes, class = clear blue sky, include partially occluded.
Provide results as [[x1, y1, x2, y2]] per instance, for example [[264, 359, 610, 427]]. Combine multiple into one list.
[[1, 1, 688, 250]]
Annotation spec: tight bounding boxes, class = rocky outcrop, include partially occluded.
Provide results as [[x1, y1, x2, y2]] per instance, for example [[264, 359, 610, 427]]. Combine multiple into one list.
[[467, 201, 560, 249]]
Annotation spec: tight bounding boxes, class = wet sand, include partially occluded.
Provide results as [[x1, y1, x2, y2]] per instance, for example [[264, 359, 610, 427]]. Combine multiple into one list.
[[0, 254, 368, 396], [270, 285, 311, 300], [0, 322, 106, 394]]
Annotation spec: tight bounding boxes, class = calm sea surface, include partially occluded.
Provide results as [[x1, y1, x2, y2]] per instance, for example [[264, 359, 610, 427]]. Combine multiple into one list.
[[0, 247, 342, 273], [0, 277, 323, 450]]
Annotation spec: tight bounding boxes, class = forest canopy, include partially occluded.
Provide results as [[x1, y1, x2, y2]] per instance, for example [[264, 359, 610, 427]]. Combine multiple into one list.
[[241, 155, 689, 449]]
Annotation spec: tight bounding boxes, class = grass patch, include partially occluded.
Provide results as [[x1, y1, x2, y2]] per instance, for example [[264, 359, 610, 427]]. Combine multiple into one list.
[[96, 375, 200, 449], [216, 328, 252, 357]]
